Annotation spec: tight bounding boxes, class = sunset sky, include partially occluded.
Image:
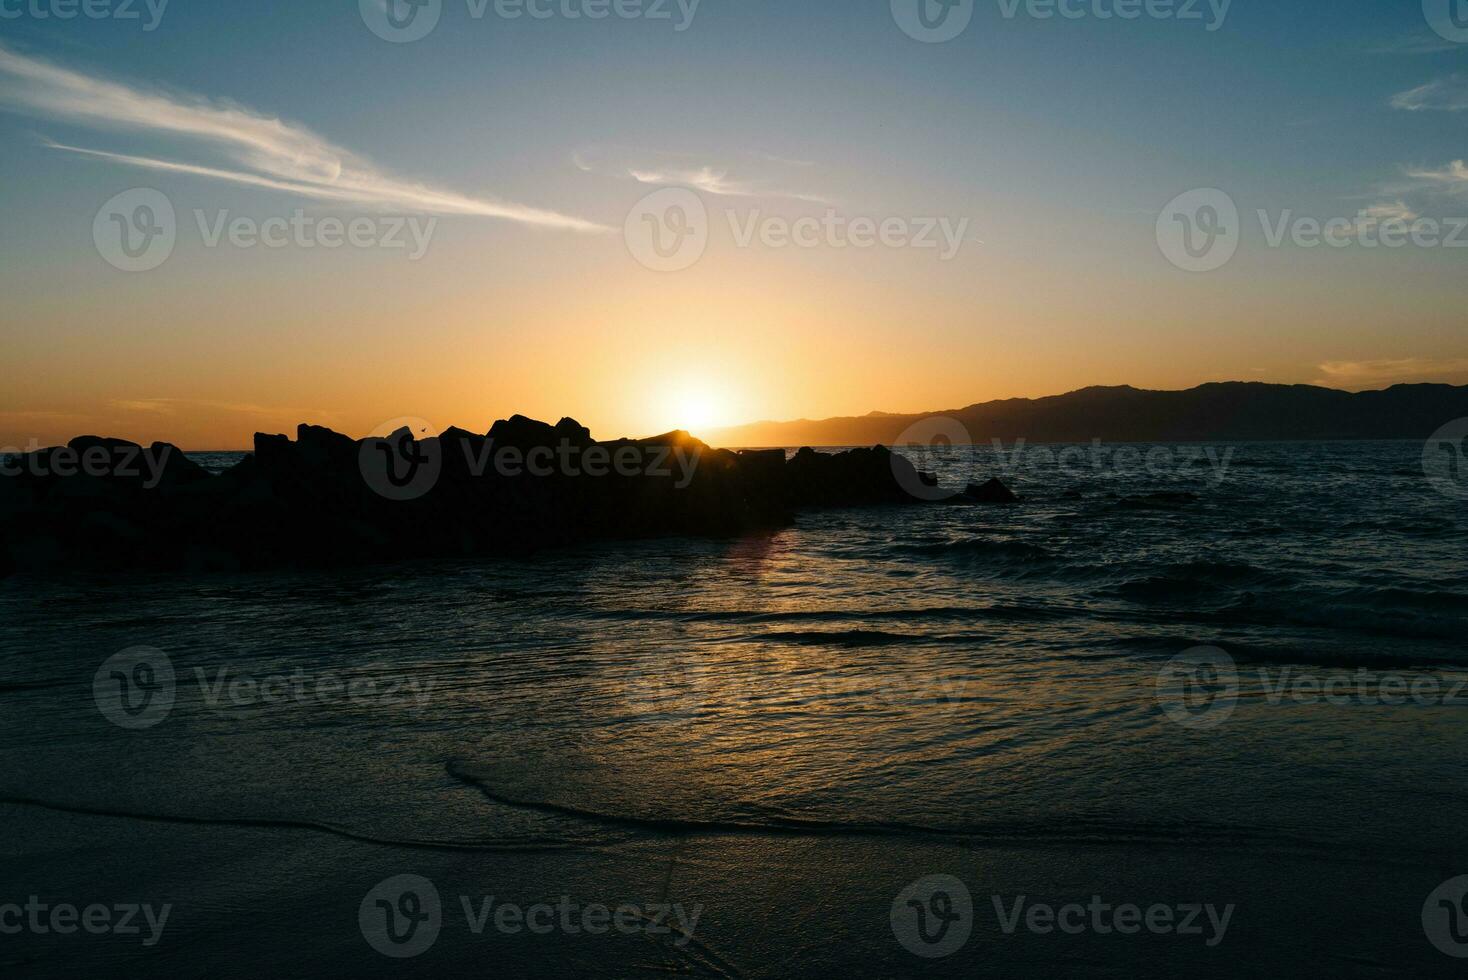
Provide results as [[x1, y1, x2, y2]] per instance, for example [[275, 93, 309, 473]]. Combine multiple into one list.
[[2, 2, 1466, 448]]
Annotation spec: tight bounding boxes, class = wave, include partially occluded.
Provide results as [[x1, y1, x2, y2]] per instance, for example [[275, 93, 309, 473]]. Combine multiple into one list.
[[1109, 561, 1286, 603], [589, 603, 1071, 626], [1103, 634, 1462, 670], [1202, 587, 1468, 649], [1332, 585, 1468, 612], [0, 794, 580, 853], [888, 537, 1054, 562], [1338, 517, 1456, 535], [0, 677, 76, 694], [444, 762, 1424, 858], [733, 629, 932, 649]]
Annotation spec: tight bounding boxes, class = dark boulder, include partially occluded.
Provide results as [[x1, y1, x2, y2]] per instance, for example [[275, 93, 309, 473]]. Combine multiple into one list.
[[965, 478, 1020, 504], [786, 445, 922, 507], [296, 424, 357, 469], [0, 420, 952, 574], [554, 417, 594, 446], [488, 414, 560, 449]]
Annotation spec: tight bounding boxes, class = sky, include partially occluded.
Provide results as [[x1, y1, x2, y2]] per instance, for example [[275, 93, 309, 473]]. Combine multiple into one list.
[[1, 0, 1466, 448]]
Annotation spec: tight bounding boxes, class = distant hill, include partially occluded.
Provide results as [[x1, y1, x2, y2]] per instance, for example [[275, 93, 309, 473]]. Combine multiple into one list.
[[704, 383, 1468, 447]]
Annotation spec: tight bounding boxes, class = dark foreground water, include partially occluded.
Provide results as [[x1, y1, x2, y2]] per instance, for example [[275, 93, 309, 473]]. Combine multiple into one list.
[[1, 442, 1466, 977]]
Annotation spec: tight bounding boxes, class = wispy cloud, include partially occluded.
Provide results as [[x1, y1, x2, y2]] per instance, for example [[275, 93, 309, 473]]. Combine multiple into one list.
[[1314, 358, 1468, 389], [1391, 74, 1468, 112], [1356, 201, 1418, 221], [1406, 159, 1468, 187], [752, 150, 817, 168], [0, 43, 608, 233], [0, 410, 85, 422], [1369, 34, 1465, 56], [574, 144, 832, 204], [110, 399, 177, 414], [1377, 160, 1468, 206], [109, 398, 301, 418], [629, 164, 763, 197], [1351, 156, 1468, 222], [1344, 74, 1468, 214], [1351, 200, 1420, 230]]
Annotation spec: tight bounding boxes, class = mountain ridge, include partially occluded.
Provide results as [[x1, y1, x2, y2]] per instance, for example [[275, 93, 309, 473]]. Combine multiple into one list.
[[705, 382, 1468, 447]]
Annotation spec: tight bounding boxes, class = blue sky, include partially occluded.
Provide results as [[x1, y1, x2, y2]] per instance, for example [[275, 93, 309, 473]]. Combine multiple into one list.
[[1, 1, 1466, 446]]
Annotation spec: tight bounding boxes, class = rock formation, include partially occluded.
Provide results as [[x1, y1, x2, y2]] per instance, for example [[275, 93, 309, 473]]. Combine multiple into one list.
[[0, 420, 941, 573]]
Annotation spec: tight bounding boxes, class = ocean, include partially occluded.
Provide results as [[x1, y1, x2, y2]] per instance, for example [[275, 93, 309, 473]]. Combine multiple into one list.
[[1, 441, 1465, 977]]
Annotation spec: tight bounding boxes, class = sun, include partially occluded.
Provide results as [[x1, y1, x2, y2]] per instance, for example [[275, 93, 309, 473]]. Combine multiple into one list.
[[660, 381, 727, 435]]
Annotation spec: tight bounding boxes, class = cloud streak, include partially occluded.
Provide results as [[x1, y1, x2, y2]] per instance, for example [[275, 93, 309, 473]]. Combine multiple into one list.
[[1346, 199, 1421, 234], [1356, 76, 1468, 213], [1354, 201, 1418, 223], [1358, 80, 1468, 211], [1373, 160, 1468, 208], [1369, 34, 1465, 56], [1390, 75, 1468, 112], [574, 144, 831, 204], [1314, 358, 1468, 389], [109, 398, 341, 422], [1406, 159, 1468, 188], [0, 43, 608, 233]]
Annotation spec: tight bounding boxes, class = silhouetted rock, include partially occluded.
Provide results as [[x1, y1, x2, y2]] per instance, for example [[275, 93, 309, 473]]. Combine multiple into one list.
[[554, 417, 594, 446], [488, 414, 560, 449], [68, 435, 134, 455], [296, 424, 356, 469], [0, 419, 941, 574], [150, 442, 208, 488], [252, 432, 295, 476], [0, 435, 209, 570], [786, 445, 919, 507], [965, 478, 1020, 503]]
